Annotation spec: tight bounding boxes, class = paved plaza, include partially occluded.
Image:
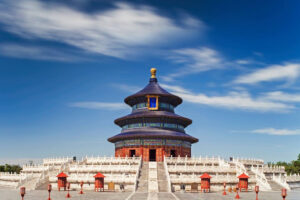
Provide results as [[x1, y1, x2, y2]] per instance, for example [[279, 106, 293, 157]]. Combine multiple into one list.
[[1, 188, 299, 200]]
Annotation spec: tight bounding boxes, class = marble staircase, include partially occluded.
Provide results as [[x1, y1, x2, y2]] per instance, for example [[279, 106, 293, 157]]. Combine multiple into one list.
[[136, 162, 149, 192], [157, 162, 169, 192], [269, 180, 283, 191]]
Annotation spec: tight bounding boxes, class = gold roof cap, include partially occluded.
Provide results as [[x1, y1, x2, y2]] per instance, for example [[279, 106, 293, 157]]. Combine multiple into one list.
[[150, 68, 157, 78]]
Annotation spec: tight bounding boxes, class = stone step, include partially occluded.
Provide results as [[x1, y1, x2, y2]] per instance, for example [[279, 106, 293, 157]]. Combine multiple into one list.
[[136, 162, 149, 192], [19, 177, 40, 190], [157, 162, 169, 192], [35, 178, 50, 190], [268, 180, 283, 191], [148, 162, 159, 192]]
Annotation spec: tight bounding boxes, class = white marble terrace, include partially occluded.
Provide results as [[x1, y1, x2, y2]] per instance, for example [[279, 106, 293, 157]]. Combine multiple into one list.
[[0, 155, 298, 192]]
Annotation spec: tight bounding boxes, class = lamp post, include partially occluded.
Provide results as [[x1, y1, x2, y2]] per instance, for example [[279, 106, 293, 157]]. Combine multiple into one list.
[[48, 184, 52, 200], [255, 185, 259, 200], [66, 182, 71, 198], [20, 187, 26, 200], [235, 184, 240, 199], [223, 182, 227, 195], [281, 188, 287, 200], [79, 181, 84, 194]]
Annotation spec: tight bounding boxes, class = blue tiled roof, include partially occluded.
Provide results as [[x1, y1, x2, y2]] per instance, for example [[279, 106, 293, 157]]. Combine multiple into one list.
[[124, 78, 182, 106], [107, 127, 198, 143], [114, 110, 192, 127]]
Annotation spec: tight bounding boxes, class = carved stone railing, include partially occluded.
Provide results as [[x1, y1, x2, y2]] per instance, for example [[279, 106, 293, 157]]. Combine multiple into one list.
[[251, 166, 272, 191], [133, 157, 142, 192], [163, 156, 172, 192], [272, 174, 291, 190]]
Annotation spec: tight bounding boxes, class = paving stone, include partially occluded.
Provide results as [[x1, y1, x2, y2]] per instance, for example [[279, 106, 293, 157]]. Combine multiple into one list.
[[1, 187, 299, 200]]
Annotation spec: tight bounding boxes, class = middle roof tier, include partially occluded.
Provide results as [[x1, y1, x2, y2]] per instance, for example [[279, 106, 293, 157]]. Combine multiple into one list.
[[114, 110, 192, 128]]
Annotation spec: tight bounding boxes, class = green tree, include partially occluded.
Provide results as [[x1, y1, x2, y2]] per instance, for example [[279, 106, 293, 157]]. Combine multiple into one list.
[[276, 154, 300, 175], [0, 164, 22, 174]]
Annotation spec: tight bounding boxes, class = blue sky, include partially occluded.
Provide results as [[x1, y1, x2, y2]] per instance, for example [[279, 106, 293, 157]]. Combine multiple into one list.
[[0, 0, 300, 164]]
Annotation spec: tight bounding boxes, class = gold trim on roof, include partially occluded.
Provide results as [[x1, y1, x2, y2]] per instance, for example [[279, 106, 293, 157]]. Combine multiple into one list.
[[150, 68, 156, 78]]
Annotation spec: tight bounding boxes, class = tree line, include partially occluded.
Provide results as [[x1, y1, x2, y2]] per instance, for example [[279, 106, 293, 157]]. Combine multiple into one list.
[[269, 154, 300, 175], [0, 164, 22, 174]]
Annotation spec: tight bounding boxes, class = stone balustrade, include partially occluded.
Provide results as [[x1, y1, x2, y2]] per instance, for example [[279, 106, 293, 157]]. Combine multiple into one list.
[[232, 157, 264, 165], [263, 165, 286, 173], [287, 174, 300, 182], [167, 165, 235, 173], [69, 164, 139, 173], [43, 157, 73, 165], [86, 156, 141, 165]]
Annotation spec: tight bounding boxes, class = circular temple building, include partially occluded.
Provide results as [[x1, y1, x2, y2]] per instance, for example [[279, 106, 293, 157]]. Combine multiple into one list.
[[108, 68, 198, 161]]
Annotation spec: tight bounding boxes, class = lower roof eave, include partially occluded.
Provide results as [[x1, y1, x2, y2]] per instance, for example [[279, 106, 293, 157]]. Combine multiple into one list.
[[107, 134, 198, 144]]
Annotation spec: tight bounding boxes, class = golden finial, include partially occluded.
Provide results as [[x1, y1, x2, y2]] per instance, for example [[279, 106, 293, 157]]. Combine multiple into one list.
[[150, 68, 157, 78]]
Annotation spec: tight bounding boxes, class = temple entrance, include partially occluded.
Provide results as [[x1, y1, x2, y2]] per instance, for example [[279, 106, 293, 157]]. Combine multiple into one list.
[[130, 150, 136, 157], [170, 150, 176, 157], [149, 149, 156, 161]]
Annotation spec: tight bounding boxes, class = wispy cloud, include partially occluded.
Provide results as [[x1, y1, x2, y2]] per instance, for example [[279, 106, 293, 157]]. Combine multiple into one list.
[[0, 0, 202, 59], [262, 91, 300, 102], [235, 59, 252, 65], [111, 83, 142, 93], [0, 43, 86, 62], [160, 83, 293, 112], [252, 128, 300, 136], [253, 52, 263, 57], [162, 47, 224, 81], [233, 63, 300, 85], [69, 102, 128, 110]]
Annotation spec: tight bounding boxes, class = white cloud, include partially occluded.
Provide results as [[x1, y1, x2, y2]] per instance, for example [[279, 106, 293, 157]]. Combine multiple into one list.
[[162, 47, 224, 81], [0, 43, 85, 62], [111, 83, 142, 93], [252, 128, 300, 136], [233, 63, 300, 85], [263, 91, 300, 102], [69, 102, 128, 110], [0, 0, 202, 59], [160, 83, 293, 112], [235, 59, 251, 65]]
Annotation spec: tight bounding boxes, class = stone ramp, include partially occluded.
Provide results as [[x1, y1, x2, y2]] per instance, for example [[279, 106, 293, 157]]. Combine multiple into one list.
[[136, 162, 149, 192], [157, 162, 169, 192], [268, 180, 283, 191]]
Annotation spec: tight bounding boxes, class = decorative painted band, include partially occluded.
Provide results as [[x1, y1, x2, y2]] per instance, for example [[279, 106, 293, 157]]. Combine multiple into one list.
[[115, 139, 191, 148]]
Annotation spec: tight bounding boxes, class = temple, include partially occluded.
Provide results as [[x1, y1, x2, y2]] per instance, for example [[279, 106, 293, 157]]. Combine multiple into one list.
[[0, 68, 298, 193], [108, 68, 198, 161]]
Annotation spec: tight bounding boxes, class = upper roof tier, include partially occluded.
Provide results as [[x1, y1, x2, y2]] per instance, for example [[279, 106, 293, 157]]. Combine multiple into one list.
[[124, 68, 182, 107]]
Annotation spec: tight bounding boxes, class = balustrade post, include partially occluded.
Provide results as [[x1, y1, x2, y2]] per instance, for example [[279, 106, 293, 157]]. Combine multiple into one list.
[[281, 188, 287, 200], [66, 182, 71, 198], [79, 181, 84, 194], [223, 182, 227, 195], [235, 184, 240, 199], [48, 184, 52, 200], [255, 185, 259, 200], [20, 187, 25, 200]]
